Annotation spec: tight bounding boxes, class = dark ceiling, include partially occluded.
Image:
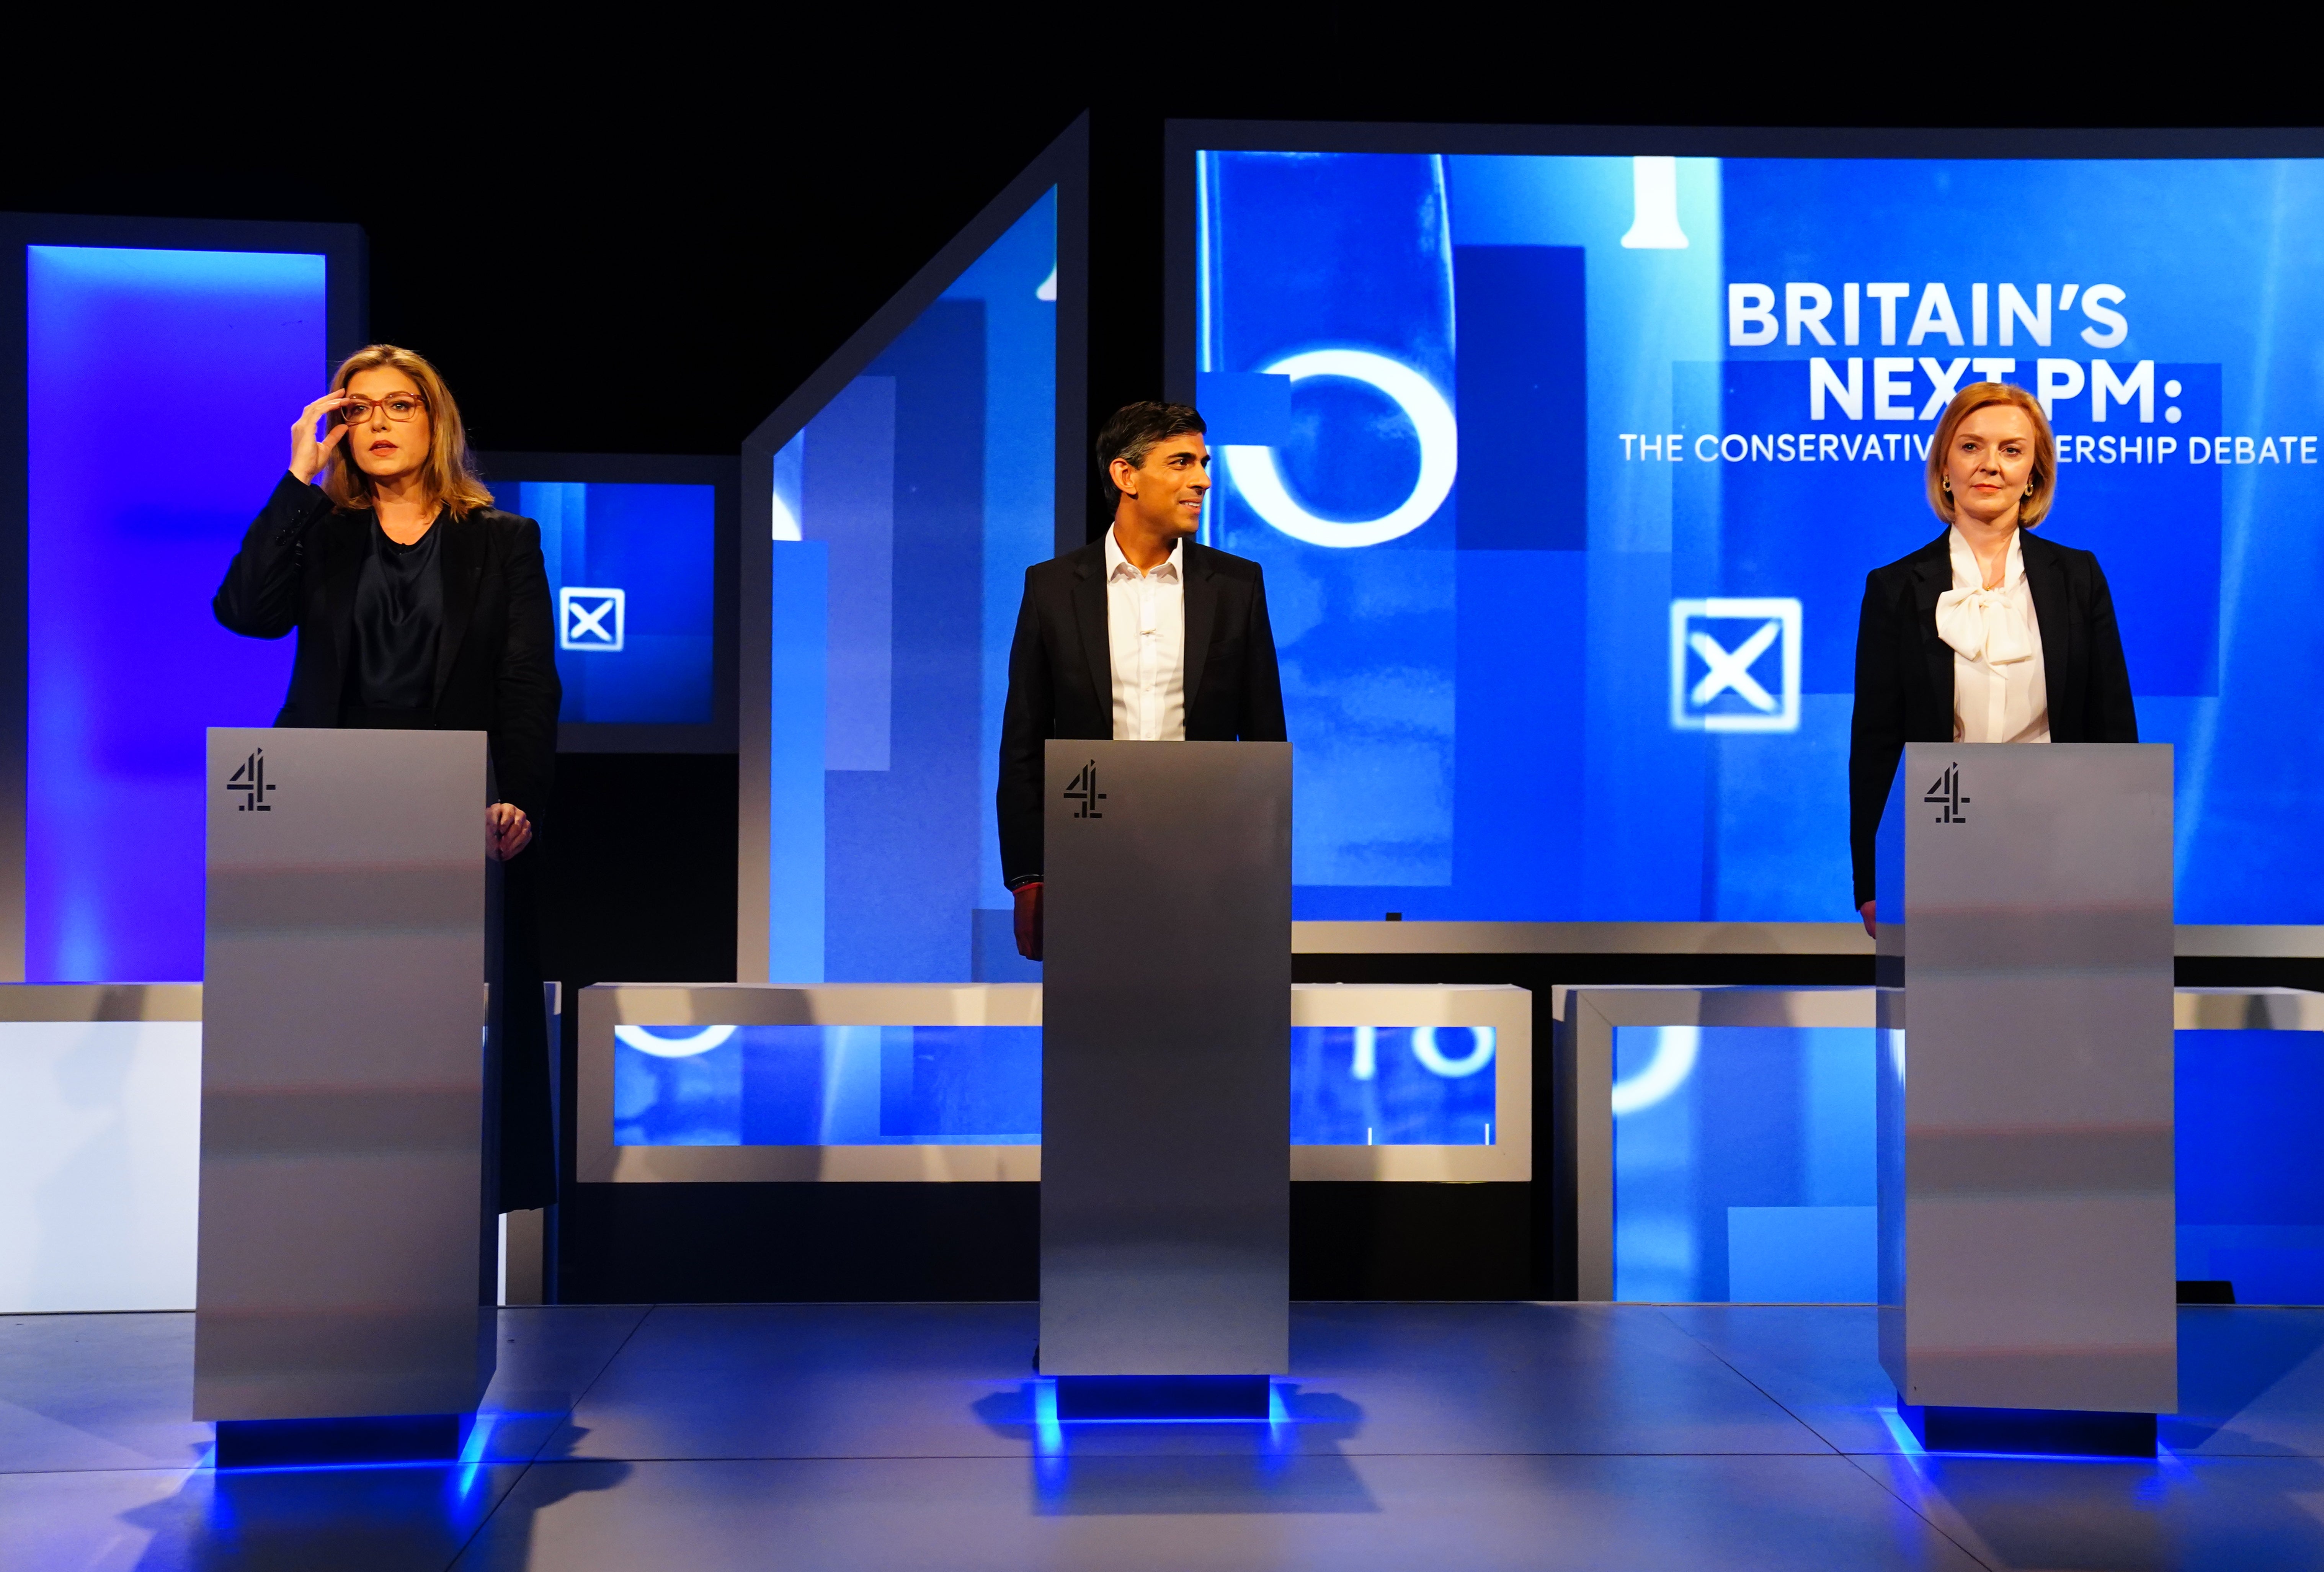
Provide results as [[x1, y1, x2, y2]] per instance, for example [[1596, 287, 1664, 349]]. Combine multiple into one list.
[[0, 39, 2288, 462]]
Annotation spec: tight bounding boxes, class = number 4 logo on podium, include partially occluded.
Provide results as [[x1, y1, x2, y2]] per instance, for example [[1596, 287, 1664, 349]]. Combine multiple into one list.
[[1064, 761, 1105, 819], [226, 749, 275, 812], [1926, 761, 1970, 824]]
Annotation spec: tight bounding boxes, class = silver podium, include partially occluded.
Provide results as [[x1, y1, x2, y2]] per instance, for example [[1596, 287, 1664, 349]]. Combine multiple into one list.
[[1039, 740, 1291, 1409], [197, 727, 494, 1464], [1876, 740, 2175, 1453]]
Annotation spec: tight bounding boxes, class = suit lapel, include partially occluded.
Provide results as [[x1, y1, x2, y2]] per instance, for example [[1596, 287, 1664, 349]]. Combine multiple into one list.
[[1909, 532, 1954, 723], [434, 510, 484, 707], [1070, 547, 1111, 726], [1180, 542, 1217, 714]]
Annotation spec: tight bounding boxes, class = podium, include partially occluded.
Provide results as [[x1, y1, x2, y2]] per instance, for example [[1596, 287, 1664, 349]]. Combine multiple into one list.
[[197, 728, 494, 1466], [1040, 740, 1290, 1417], [1876, 741, 2175, 1455]]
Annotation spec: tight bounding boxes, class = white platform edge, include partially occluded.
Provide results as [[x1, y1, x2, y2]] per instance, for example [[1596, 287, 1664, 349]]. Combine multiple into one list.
[[1294, 921, 2324, 957]]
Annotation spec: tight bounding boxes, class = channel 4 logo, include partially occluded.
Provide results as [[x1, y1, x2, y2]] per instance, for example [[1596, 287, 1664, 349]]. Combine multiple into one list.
[[1669, 598, 1802, 733], [560, 587, 625, 652]]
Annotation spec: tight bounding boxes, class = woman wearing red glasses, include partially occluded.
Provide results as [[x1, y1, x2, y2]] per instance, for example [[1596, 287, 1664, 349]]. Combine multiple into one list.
[[213, 343, 561, 1211]]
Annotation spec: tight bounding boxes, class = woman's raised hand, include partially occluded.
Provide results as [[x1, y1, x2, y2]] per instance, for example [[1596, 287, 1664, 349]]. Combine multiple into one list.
[[289, 392, 353, 484]]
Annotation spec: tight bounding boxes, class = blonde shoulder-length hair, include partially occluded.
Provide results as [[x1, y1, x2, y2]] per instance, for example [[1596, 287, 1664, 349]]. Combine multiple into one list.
[[320, 344, 495, 520], [1924, 380, 2056, 529]]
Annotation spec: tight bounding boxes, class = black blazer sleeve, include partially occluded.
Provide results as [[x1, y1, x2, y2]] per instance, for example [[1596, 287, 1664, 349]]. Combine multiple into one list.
[[996, 570, 1052, 889], [1238, 566, 1288, 742], [491, 517, 561, 820], [2085, 559, 2139, 744], [213, 472, 332, 639], [1847, 569, 1909, 913]]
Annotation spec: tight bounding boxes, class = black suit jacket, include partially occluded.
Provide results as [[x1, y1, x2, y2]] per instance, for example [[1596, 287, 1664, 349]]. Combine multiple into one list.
[[212, 472, 562, 818], [997, 538, 1287, 887], [1848, 528, 2138, 907]]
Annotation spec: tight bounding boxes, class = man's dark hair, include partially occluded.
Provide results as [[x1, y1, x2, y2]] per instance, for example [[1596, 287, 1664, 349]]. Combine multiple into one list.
[[1095, 401, 1206, 506]]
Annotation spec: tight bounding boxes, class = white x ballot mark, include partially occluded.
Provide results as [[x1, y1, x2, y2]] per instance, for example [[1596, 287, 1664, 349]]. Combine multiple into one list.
[[569, 600, 614, 640], [1689, 622, 1781, 712], [1669, 597, 1803, 734], [560, 587, 626, 652]]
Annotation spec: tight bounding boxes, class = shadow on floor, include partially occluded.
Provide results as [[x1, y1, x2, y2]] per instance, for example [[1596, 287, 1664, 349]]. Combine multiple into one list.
[[2166, 1306, 2324, 1451], [118, 1423, 631, 1570]]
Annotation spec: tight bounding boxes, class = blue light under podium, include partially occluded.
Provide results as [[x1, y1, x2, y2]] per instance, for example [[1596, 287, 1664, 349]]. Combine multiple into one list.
[[1895, 1394, 2157, 1458], [213, 1413, 474, 1469], [1052, 1375, 1273, 1422]]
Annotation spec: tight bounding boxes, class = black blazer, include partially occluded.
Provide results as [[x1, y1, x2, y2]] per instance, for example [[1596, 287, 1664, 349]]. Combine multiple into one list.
[[213, 472, 562, 819], [1848, 528, 2138, 907], [997, 538, 1287, 887]]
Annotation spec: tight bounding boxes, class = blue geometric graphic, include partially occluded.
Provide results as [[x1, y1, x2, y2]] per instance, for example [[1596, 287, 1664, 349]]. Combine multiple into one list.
[[614, 1023, 1496, 1147]]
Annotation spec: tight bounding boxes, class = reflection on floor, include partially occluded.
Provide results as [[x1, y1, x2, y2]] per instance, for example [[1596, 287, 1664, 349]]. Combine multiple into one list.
[[5, 1302, 2324, 1570]]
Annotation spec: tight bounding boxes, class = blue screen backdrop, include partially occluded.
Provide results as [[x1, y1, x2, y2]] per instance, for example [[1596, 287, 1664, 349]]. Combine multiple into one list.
[[26, 245, 327, 980], [1197, 151, 2324, 921], [503, 480, 716, 725]]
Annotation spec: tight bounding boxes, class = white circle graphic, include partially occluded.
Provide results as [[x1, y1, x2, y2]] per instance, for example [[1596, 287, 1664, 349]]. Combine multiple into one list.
[[1222, 348, 1458, 549], [1409, 1026, 1495, 1079], [615, 1024, 738, 1059], [1609, 1027, 1700, 1115]]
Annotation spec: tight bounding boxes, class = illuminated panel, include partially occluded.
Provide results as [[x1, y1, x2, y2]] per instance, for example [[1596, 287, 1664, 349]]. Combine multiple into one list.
[[26, 246, 325, 980], [0, 1018, 201, 1311], [579, 982, 1528, 1183], [1611, 1025, 1876, 1304], [2176, 1029, 2324, 1303], [617, 1024, 1040, 1146], [503, 480, 716, 724], [613, 1022, 1493, 1146], [1290, 1025, 1494, 1145], [1608, 1023, 2324, 1305]]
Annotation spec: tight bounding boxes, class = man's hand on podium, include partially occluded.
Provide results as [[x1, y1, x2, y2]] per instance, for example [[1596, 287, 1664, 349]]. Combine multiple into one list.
[[1013, 881, 1043, 961], [1859, 900, 1876, 940], [489, 802, 533, 861]]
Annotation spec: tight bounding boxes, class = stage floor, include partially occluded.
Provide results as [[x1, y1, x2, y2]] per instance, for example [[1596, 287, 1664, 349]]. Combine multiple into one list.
[[6, 1302, 2324, 1570]]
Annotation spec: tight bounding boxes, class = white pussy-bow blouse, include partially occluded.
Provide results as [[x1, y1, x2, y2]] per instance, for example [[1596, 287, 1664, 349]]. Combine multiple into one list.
[[1934, 526, 2050, 745]]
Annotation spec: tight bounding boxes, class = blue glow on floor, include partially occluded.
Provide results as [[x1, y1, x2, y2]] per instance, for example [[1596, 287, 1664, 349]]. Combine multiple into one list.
[[1877, 1406, 1924, 1454], [452, 1412, 498, 1496]]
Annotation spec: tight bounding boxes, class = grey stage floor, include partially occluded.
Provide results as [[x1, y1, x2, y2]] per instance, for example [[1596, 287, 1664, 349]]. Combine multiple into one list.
[[6, 1302, 2324, 1570]]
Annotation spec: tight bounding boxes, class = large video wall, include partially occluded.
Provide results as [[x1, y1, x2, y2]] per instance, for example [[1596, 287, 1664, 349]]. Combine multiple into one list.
[[1191, 148, 2324, 922]]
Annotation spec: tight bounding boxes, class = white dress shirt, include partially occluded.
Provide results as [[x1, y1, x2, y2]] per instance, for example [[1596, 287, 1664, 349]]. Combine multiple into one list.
[[1104, 528, 1187, 741], [1937, 526, 2050, 745]]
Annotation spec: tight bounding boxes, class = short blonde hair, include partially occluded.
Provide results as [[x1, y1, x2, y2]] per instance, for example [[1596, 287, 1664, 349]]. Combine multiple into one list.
[[322, 344, 495, 520], [1925, 381, 2056, 528]]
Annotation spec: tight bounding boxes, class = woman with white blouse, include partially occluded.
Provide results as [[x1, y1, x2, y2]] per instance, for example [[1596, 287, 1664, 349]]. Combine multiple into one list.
[[1847, 382, 2138, 936]]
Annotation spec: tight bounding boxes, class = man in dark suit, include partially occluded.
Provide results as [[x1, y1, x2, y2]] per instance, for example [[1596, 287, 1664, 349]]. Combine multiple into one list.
[[998, 401, 1287, 958]]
